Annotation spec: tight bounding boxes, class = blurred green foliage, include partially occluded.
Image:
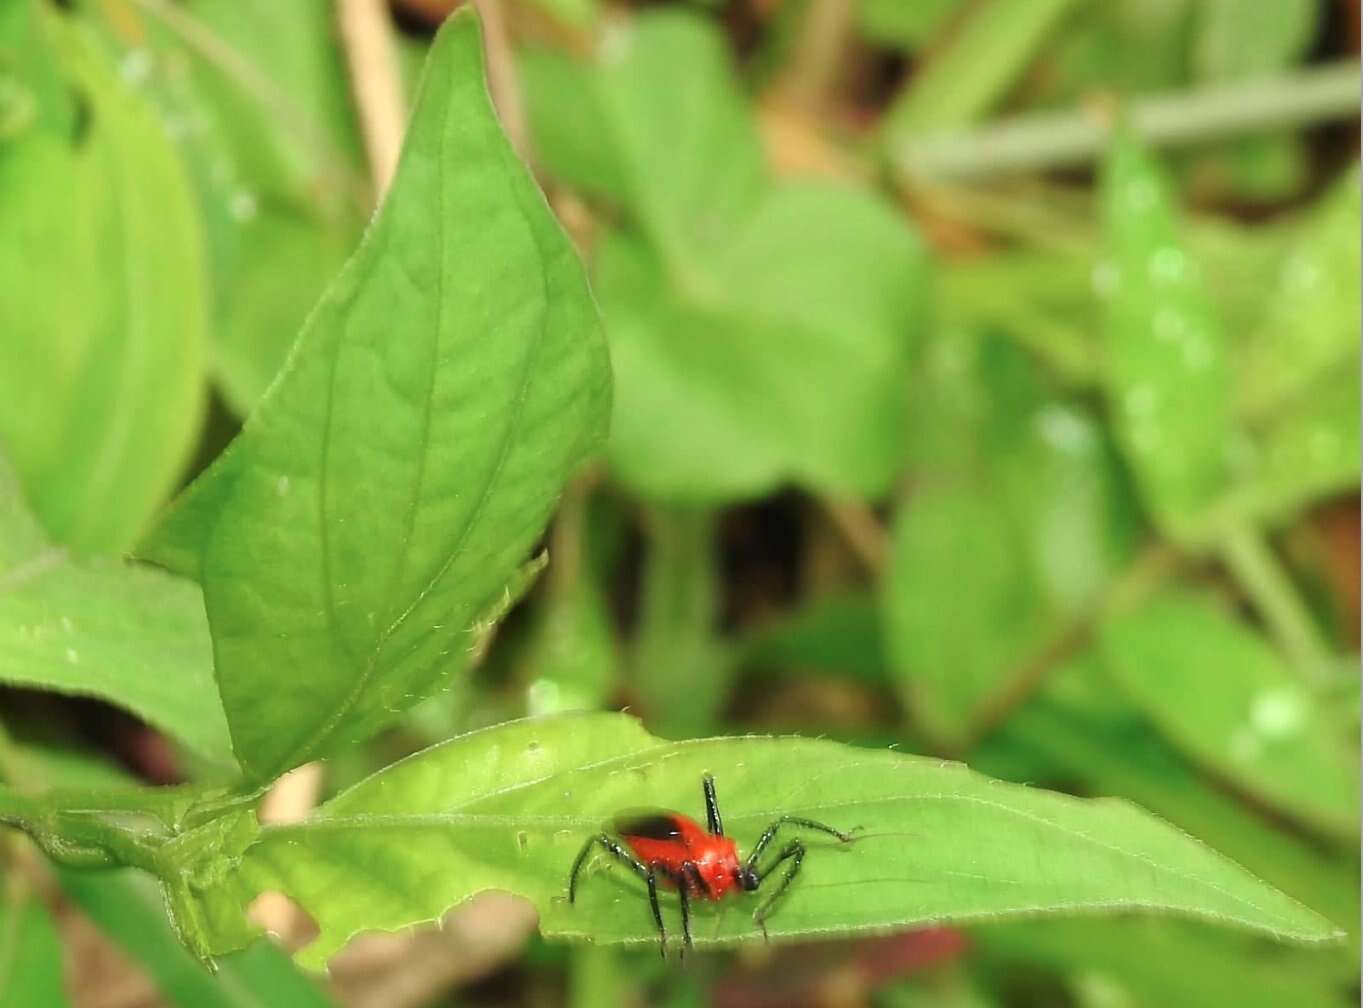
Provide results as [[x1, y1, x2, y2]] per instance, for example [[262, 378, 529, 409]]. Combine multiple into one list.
[[0, 0, 1357, 1005]]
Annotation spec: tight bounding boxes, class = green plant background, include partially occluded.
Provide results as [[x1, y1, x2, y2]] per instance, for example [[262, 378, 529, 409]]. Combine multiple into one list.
[[0, 1, 1357, 1006]]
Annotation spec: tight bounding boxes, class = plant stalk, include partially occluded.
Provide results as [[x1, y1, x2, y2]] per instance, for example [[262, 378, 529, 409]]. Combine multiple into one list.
[[892, 60, 1361, 180], [1218, 521, 1332, 685]]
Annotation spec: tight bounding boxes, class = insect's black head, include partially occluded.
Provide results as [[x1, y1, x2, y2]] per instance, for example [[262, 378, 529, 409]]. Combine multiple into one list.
[[737, 866, 760, 892]]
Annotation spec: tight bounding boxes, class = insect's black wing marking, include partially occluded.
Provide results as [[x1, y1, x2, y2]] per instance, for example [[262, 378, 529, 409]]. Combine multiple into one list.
[[614, 812, 684, 841]]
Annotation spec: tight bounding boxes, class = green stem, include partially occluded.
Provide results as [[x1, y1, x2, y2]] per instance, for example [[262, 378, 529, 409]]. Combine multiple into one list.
[[892, 60, 1361, 180], [1218, 521, 1331, 684], [633, 505, 726, 739], [883, 0, 1082, 136]]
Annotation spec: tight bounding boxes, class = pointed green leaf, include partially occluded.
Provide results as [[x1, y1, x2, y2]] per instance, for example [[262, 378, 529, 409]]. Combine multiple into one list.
[[1241, 165, 1361, 416], [603, 182, 923, 500], [225, 714, 1335, 968], [1248, 366, 1360, 524], [983, 654, 1359, 937], [141, 11, 610, 782], [0, 13, 207, 555], [522, 13, 924, 500], [1099, 132, 1233, 542]]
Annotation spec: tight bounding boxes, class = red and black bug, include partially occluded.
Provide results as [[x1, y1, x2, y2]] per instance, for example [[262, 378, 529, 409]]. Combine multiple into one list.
[[567, 773, 855, 955]]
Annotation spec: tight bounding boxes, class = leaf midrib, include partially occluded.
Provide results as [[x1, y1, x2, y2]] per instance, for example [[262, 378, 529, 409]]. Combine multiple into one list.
[[262, 790, 1313, 937], [272, 54, 555, 776]]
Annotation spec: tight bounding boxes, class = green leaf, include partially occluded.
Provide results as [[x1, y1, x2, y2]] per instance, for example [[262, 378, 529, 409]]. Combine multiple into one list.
[[0, 896, 67, 1007], [179, 0, 363, 208], [1099, 132, 1233, 542], [532, 11, 766, 264], [632, 507, 724, 738], [209, 210, 355, 416], [223, 713, 1335, 967], [1039, 0, 1196, 104], [0, 457, 234, 768], [111, 0, 366, 417], [153, 0, 365, 415], [885, 483, 1050, 740], [1241, 166, 1362, 416], [523, 13, 924, 500], [1234, 169, 1360, 522], [603, 181, 923, 500], [524, 489, 618, 716], [517, 48, 628, 205], [141, 11, 610, 783], [0, 13, 207, 555], [1247, 366, 1360, 525], [977, 655, 1359, 937], [0, 0, 75, 139], [1100, 591, 1358, 841], [1193, 0, 1317, 83], [884, 332, 1135, 742], [978, 654, 1359, 938]]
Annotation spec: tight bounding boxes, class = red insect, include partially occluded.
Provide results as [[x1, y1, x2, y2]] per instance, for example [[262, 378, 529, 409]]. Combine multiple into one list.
[[567, 773, 855, 956]]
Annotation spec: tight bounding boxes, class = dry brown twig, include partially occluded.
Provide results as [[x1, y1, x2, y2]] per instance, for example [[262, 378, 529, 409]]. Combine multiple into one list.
[[338, 0, 409, 196]]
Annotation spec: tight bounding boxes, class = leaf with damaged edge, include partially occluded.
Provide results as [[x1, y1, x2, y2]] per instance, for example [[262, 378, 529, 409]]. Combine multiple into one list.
[[222, 713, 1335, 968], [140, 11, 610, 783]]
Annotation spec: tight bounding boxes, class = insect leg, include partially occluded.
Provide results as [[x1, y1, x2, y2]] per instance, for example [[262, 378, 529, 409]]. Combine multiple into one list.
[[568, 833, 649, 903], [743, 815, 853, 873], [703, 773, 724, 836], [646, 868, 667, 958], [751, 839, 805, 942], [678, 862, 705, 956]]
